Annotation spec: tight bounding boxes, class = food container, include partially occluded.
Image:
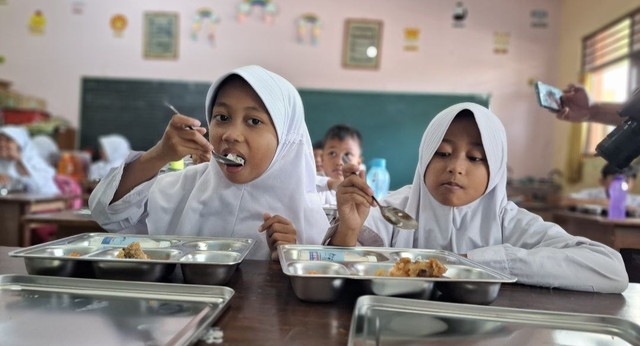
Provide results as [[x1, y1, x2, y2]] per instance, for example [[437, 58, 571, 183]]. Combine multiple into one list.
[[278, 245, 516, 304], [0, 274, 233, 345], [348, 295, 640, 345], [10, 233, 254, 285]]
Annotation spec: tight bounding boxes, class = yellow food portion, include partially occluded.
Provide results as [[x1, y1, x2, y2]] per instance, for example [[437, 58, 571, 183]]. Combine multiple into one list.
[[116, 242, 149, 259], [376, 257, 447, 277]]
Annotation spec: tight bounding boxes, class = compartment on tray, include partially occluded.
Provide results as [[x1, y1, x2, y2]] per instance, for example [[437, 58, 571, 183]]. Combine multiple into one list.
[[349, 262, 435, 298], [68, 235, 177, 248], [88, 248, 182, 281], [287, 261, 349, 302], [181, 240, 249, 252], [22, 246, 97, 277], [179, 251, 242, 285], [388, 250, 452, 263]]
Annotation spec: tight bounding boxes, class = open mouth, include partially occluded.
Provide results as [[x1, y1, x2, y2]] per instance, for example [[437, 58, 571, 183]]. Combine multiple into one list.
[[224, 153, 245, 166], [443, 181, 463, 188]]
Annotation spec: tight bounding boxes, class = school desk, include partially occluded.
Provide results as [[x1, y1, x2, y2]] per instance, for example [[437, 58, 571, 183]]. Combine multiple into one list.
[[1, 246, 638, 345], [0, 193, 76, 247], [552, 210, 640, 250], [21, 209, 106, 246]]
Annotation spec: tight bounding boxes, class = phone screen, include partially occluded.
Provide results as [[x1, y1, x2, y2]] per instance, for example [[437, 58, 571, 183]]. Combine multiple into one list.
[[535, 81, 563, 112]]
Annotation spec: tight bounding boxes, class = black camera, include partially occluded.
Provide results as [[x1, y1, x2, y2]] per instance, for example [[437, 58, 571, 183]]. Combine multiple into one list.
[[595, 89, 640, 169]]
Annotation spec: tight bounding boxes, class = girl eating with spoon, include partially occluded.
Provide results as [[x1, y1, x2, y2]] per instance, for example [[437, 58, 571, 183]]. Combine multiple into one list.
[[89, 65, 328, 260], [326, 102, 628, 293]]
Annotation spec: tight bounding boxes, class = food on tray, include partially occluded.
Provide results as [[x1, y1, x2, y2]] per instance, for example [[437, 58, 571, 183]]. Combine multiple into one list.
[[377, 257, 447, 277], [307, 270, 320, 274], [116, 242, 149, 259], [68, 252, 82, 257]]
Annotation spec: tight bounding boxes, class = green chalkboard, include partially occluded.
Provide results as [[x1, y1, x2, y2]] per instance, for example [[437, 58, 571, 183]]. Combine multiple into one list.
[[300, 89, 490, 190], [80, 78, 489, 189]]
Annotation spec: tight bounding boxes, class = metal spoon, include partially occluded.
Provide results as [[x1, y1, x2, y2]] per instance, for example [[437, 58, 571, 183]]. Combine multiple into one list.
[[164, 102, 244, 166], [341, 155, 417, 230]]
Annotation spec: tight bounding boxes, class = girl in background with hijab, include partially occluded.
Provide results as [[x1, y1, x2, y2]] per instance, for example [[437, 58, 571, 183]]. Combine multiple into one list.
[[88, 134, 131, 180], [32, 134, 60, 166], [90, 65, 328, 260], [0, 125, 59, 194], [329, 103, 628, 293]]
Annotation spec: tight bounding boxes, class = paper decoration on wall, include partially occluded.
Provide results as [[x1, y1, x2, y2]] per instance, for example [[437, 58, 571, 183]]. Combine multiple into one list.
[[530, 10, 548, 28], [297, 13, 320, 46], [403, 27, 420, 51], [237, 0, 277, 24], [0, 0, 8, 6], [110, 14, 128, 37], [493, 32, 510, 55], [0, 56, 5, 65], [452, 2, 467, 28], [71, 1, 85, 15], [28, 10, 46, 35], [192, 8, 220, 46]]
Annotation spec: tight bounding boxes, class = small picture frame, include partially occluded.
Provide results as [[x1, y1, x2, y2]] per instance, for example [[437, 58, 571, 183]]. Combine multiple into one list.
[[342, 19, 383, 69], [143, 12, 179, 59]]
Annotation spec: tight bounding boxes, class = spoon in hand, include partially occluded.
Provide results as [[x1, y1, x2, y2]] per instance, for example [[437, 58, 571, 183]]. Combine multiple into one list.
[[164, 102, 244, 166], [341, 155, 417, 230]]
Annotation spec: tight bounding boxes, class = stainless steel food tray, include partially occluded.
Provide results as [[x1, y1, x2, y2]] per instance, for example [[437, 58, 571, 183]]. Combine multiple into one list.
[[0, 274, 234, 346], [348, 295, 640, 345], [10, 233, 255, 285], [278, 245, 516, 304]]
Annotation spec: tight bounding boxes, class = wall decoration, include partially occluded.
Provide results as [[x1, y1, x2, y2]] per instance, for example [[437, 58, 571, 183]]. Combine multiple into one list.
[[297, 13, 320, 46], [71, 1, 85, 15], [110, 14, 128, 37], [0, 55, 5, 65], [342, 19, 383, 70], [0, 0, 7, 6], [493, 32, 510, 55], [191, 8, 219, 46], [530, 10, 549, 28], [143, 12, 179, 59], [403, 27, 420, 51], [237, 0, 277, 24], [28, 10, 46, 35], [452, 2, 467, 28]]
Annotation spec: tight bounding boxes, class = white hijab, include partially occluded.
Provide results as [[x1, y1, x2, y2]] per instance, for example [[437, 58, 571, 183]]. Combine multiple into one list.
[[31, 134, 60, 164], [0, 125, 59, 194], [89, 134, 131, 179], [146, 65, 329, 259], [367, 103, 508, 252]]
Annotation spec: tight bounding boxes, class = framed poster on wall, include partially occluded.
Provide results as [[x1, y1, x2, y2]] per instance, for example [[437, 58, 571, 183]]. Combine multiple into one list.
[[342, 19, 383, 69], [143, 12, 179, 59]]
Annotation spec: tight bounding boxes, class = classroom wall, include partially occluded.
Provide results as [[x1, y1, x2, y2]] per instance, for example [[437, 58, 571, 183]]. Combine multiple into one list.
[[555, 0, 639, 193], [0, 0, 561, 178]]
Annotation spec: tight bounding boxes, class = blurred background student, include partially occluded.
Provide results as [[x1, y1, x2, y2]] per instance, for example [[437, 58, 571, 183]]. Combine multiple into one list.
[[313, 139, 324, 175], [31, 134, 60, 167], [0, 125, 59, 194], [88, 134, 131, 180], [565, 163, 640, 208]]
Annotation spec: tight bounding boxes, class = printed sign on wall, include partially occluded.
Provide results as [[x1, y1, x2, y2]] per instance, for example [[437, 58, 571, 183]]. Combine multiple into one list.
[[493, 32, 510, 55], [403, 27, 420, 51], [530, 9, 549, 28], [144, 12, 179, 59], [29, 10, 46, 35]]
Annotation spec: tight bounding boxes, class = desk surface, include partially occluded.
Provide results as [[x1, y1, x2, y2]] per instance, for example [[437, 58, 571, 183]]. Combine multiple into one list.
[[1, 246, 638, 345], [22, 209, 97, 225], [0, 193, 75, 203], [554, 210, 640, 227]]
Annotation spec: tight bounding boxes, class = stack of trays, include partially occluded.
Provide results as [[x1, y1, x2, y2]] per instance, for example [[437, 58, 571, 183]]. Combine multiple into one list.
[[278, 245, 516, 304], [10, 233, 254, 285]]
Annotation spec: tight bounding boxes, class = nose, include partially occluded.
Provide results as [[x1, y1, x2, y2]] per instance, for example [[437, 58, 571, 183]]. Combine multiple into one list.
[[447, 157, 465, 175], [221, 123, 244, 143]]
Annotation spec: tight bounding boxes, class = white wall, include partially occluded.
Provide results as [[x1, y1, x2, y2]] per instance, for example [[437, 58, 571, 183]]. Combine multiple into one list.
[[0, 0, 561, 178]]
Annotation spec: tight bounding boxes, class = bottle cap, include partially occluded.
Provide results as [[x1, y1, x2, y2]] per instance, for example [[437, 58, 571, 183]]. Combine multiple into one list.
[[169, 159, 184, 170], [370, 158, 386, 168]]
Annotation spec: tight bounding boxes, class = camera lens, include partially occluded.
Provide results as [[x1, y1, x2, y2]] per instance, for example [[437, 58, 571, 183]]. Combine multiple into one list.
[[596, 119, 640, 169]]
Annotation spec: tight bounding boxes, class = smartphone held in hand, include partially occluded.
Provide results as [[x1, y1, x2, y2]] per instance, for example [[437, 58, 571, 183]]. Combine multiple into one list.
[[535, 81, 563, 112]]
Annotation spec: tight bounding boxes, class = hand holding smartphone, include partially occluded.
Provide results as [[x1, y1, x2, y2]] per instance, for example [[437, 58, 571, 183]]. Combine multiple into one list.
[[534, 81, 563, 112]]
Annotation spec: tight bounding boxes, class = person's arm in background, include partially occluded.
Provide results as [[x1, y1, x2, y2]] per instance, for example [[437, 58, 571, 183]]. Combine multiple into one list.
[[555, 84, 624, 126]]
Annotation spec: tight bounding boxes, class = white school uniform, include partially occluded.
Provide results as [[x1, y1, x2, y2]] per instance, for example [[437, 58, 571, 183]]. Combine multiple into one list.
[[315, 175, 337, 206], [0, 126, 59, 194], [89, 134, 131, 180], [89, 65, 329, 260], [338, 103, 628, 293], [31, 134, 60, 165]]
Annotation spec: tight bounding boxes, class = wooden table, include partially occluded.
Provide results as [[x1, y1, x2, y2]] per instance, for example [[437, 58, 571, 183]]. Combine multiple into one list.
[[21, 209, 106, 245], [552, 210, 640, 250], [1, 246, 639, 345], [0, 193, 76, 247]]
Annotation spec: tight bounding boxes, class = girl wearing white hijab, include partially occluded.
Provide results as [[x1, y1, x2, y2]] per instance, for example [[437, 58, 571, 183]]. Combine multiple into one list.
[[329, 103, 628, 293], [88, 134, 132, 180], [90, 65, 328, 260], [31, 134, 60, 166], [0, 125, 59, 194]]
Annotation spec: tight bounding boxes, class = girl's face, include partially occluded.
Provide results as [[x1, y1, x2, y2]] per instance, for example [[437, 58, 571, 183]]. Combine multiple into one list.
[[424, 116, 489, 206], [209, 77, 278, 184], [0, 134, 19, 160]]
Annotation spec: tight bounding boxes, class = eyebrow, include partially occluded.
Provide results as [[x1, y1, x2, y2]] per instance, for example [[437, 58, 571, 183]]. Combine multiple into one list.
[[214, 101, 266, 113], [441, 138, 484, 148]]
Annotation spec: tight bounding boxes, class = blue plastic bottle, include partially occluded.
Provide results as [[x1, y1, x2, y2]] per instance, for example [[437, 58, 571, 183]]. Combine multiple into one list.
[[608, 175, 628, 220], [366, 158, 390, 200]]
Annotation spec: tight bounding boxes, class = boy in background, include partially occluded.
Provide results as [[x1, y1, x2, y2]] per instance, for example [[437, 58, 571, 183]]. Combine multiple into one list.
[[316, 124, 363, 206], [313, 140, 324, 175], [566, 163, 640, 208]]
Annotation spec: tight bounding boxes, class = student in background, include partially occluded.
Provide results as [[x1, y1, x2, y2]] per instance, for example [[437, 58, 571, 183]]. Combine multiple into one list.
[[89, 65, 328, 261], [566, 164, 640, 208], [316, 124, 363, 206], [32, 134, 60, 167], [0, 125, 59, 194], [313, 139, 324, 175], [329, 103, 628, 293], [88, 134, 131, 180]]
